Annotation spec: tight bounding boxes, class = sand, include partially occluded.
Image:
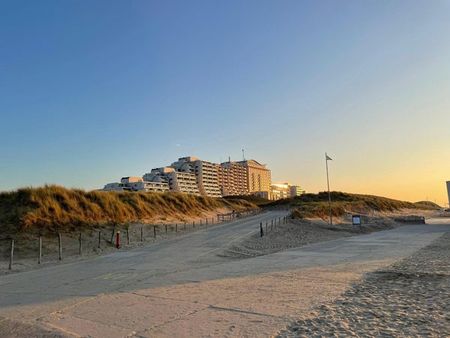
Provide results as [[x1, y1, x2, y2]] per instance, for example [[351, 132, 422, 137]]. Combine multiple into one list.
[[278, 232, 450, 337], [220, 215, 398, 258]]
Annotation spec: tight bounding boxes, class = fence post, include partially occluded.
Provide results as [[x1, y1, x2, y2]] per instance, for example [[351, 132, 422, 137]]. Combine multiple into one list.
[[79, 233, 82, 255], [193, 221, 195, 229], [115, 231, 120, 249], [271, 220, 273, 230], [58, 232, 62, 261], [140, 226, 143, 242], [154, 226, 156, 238], [98, 231, 101, 249], [8, 239, 14, 270], [38, 235, 42, 264], [184, 222, 186, 231], [165, 224, 168, 234], [126, 227, 130, 245], [260, 222, 264, 237], [175, 223, 178, 233], [265, 222, 268, 234]]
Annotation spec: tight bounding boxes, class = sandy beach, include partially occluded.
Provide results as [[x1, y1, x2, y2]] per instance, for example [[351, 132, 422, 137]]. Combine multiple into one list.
[[278, 231, 450, 337]]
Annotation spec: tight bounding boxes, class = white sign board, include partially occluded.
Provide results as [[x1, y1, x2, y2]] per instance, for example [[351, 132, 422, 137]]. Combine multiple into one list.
[[352, 215, 361, 226]]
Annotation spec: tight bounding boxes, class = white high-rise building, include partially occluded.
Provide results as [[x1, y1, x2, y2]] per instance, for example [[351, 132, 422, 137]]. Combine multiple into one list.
[[446, 181, 450, 208], [144, 167, 200, 195], [171, 157, 222, 197]]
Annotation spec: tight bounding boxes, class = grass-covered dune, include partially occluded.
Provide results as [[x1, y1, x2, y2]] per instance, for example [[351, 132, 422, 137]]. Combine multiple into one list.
[[0, 185, 257, 233], [273, 192, 440, 219]]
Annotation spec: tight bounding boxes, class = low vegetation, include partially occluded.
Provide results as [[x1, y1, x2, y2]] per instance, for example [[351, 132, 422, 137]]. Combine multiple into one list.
[[276, 192, 441, 220], [0, 185, 257, 234]]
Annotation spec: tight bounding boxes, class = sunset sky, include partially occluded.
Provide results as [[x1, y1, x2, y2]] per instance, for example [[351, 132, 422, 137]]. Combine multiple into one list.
[[1, 1, 449, 205]]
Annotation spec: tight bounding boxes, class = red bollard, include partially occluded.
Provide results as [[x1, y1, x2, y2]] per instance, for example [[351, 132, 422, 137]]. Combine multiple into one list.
[[115, 231, 120, 249]]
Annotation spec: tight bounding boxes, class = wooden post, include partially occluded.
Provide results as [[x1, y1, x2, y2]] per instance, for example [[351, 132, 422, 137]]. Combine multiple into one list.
[[265, 222, 267, 234], [126, 227, 130, 245], [175, 223, 178, 233], [271, 219, 273, 230], [260, 222, 264, 237], [8, 239, 14, 270], [165, 224, 168, 234], [140, 227, 143, 242], [153, 226, 156, 238], [78, 233, 82, 255], [98, 231, 101, 248], [58, 232, 62, 261], [38, 235, 42, 264]]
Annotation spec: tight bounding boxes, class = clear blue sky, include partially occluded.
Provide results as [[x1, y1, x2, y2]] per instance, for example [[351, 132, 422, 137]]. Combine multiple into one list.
[[1, 1, 449, 204]]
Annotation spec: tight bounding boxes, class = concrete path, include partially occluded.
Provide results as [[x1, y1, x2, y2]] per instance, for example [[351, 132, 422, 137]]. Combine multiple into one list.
[[0, 215, 449, 337]]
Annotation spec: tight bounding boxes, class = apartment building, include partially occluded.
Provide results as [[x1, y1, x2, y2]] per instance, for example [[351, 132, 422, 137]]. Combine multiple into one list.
[[101, 155, 274, 199], [236, 160, 271, 194], [271, 182, 291, 200], [103, 176, 169, 193], [218, 161, 248, 196], [171, 156, 222, 197], [146, 166, 200, 195]]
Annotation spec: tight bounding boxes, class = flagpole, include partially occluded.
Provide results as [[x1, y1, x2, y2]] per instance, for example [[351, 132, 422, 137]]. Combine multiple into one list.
[[325, 153, 333, 225]]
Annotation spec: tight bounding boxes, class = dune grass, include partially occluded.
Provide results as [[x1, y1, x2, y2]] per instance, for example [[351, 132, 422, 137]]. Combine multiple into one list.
[[0, 185, 257, 234], [274, 192, 440, 219]]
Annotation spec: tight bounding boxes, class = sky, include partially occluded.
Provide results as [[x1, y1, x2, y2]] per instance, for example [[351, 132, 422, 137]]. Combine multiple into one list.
[[1, 1, 449, 205]]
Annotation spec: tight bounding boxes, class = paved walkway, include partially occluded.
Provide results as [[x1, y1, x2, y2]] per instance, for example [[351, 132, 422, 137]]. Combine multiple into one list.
[[0, 216, 449, 337]]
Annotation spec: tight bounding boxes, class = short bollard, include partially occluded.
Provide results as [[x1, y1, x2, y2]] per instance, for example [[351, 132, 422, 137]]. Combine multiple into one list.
[[165, 224, 168, 234], [260, 222, 264, 237], [175, 223, 178, 233], [140, 227, 143, 242], [153, 226, 157, 238], [115, 231, 120, 249]]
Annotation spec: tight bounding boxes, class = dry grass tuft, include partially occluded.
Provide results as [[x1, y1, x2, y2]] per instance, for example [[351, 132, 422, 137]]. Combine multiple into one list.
[[0, 185, 256, 234]]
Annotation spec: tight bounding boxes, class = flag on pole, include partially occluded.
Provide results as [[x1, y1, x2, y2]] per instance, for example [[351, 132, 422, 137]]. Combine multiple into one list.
[[325, 154, 333, 161]]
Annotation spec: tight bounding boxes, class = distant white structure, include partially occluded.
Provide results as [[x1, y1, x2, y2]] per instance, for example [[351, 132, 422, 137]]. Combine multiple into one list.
[[447, 181, 450, 208], [103, 176, 169, 193], [290, 185, 306, 197], [270, 183, 306, 200]]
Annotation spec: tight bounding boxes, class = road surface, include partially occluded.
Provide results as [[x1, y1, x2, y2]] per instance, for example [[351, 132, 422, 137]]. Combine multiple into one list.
[[0, 213, 449, 337]]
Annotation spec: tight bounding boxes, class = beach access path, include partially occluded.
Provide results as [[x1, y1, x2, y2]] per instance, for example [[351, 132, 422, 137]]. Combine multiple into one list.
[[0, 213, 449, 337]]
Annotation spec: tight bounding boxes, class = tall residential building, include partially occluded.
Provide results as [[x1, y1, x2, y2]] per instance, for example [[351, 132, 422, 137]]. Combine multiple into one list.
[[145, 167, 200, 195], [236, 160, 272, 194], [447, 181, 450, 208], [171, 156, 222, 197], [218, 161, 248, 196]]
